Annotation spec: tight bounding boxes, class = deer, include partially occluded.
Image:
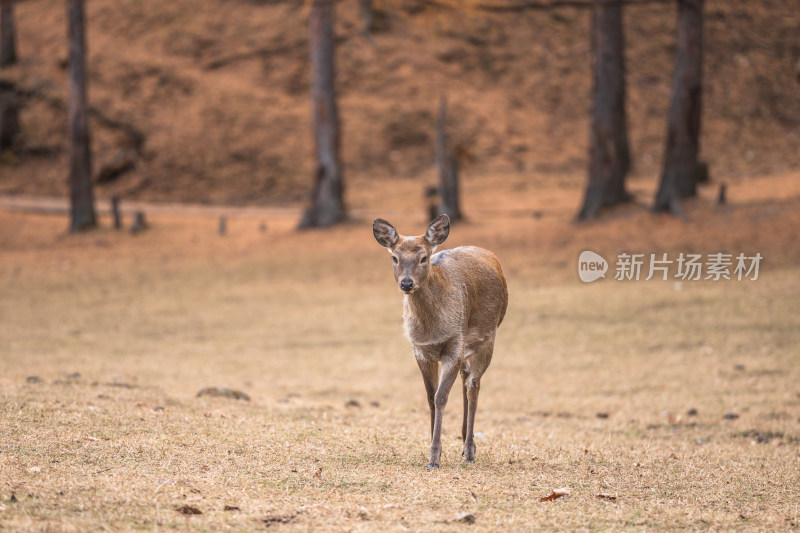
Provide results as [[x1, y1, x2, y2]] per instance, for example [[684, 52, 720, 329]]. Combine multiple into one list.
[[373, 214, 508, 469]]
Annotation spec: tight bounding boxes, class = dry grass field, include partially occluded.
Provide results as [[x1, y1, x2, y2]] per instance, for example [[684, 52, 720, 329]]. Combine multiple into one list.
[[1, 173, 800, 531]]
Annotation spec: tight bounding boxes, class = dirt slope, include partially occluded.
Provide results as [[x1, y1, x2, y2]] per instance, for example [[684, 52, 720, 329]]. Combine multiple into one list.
[[1, 0, 798, 207]]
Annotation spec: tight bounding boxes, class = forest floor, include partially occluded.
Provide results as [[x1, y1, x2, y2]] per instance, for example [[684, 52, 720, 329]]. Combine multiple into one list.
[[1, 172, 800, 531], [2, 0, 799, 205]]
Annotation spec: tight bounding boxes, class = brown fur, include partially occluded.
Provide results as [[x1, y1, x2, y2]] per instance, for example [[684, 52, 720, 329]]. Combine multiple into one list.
[[373, 215, 508, 468]]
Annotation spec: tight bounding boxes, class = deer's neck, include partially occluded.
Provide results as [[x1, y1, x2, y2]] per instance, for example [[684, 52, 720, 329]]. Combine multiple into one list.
[[403, 267, 459, 346], [406, 266, 446, 309]]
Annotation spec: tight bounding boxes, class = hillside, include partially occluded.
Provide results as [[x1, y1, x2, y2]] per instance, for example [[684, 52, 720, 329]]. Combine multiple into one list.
[[1, 0, 798, 208]]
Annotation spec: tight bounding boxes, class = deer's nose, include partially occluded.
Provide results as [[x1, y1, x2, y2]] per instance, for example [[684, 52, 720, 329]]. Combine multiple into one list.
[[400, 278, 414, 291]]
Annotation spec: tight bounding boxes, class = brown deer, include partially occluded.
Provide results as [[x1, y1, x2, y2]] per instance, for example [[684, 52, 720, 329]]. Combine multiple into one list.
[[373, 214, 508, 468]]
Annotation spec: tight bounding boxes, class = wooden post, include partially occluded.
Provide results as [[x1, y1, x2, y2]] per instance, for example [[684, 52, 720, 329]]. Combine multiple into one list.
[[435, 96, 461, 221], [0, 79, 19, 149], [110, 194, 121, 229], [67, 0, 97, 232], [130, 211, 146, 234], [0, 1, 17, 67]]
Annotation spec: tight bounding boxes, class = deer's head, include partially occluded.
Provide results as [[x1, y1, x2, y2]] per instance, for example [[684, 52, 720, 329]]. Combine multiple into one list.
[[373, 215, 450, 294]]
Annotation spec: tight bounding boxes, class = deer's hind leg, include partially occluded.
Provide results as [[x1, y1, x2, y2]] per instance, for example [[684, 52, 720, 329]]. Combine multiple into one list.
[[462, 335, 495, 463], [460, 364, 469, 442]]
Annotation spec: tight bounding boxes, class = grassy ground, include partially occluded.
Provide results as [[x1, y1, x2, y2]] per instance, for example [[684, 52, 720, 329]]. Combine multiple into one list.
[[1, 176, 800, 531]]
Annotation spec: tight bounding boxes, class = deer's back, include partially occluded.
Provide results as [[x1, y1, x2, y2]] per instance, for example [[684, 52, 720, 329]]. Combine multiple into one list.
[[432, 246, 508, 329]]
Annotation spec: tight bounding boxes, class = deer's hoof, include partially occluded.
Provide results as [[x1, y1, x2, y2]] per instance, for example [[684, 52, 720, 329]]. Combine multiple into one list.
[[427, 463, 439, 470], [463, 443, 476, 462]]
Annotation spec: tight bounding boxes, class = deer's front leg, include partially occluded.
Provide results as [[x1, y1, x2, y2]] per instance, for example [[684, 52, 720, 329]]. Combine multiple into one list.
[[428, 354, 461, 469], [414, 348, 438, 439]]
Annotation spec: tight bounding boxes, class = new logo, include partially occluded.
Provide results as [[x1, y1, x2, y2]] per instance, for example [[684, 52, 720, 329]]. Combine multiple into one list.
[[578, 251, 608, 282]]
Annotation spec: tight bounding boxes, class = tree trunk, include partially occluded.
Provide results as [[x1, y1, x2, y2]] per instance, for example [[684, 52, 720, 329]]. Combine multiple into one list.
[[67, 0, 97, 232], [435, 96, 461, 221], [0, 80, 19, 149], [299, 0, 345, 229], [358, 0, 376, 48], [0, 1, 16, 67], [578, 0, 631, 220], [653, 0, 704, 214]]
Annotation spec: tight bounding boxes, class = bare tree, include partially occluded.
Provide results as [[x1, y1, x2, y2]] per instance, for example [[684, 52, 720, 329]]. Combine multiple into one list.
[[0, 0, 16, 67], [358, 0, 377, 48], [435, 96, 461, 221], [0, 79, 19, 149], [299, 0, 345, 229], [67, 0, 96, 232], [653, 0, 704, 214], [578, 0, 631, 220]]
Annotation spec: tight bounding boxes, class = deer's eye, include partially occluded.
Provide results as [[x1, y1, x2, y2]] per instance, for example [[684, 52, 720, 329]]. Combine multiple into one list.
[[392, 256, 398, 265], [420, 256, 428, 264]]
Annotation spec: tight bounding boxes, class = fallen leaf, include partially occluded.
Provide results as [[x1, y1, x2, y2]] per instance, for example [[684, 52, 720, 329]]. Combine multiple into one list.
[[27, 466, 41, 474], [668, 453, 679, 459], [596, 493, 617, 501], [668, 413, 683, 424], [107, 382, 137, 389], [539, 488, 571, 502], [262, 513, 296, 526], [451, 512, 476, 524], [196, 386, 250, 401], [176, 505, 202, 515]]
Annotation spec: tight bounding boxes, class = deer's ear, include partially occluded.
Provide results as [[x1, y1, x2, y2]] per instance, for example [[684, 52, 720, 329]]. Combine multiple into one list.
[[424, 214, 450, 250], [373, 218, 399, 249]]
